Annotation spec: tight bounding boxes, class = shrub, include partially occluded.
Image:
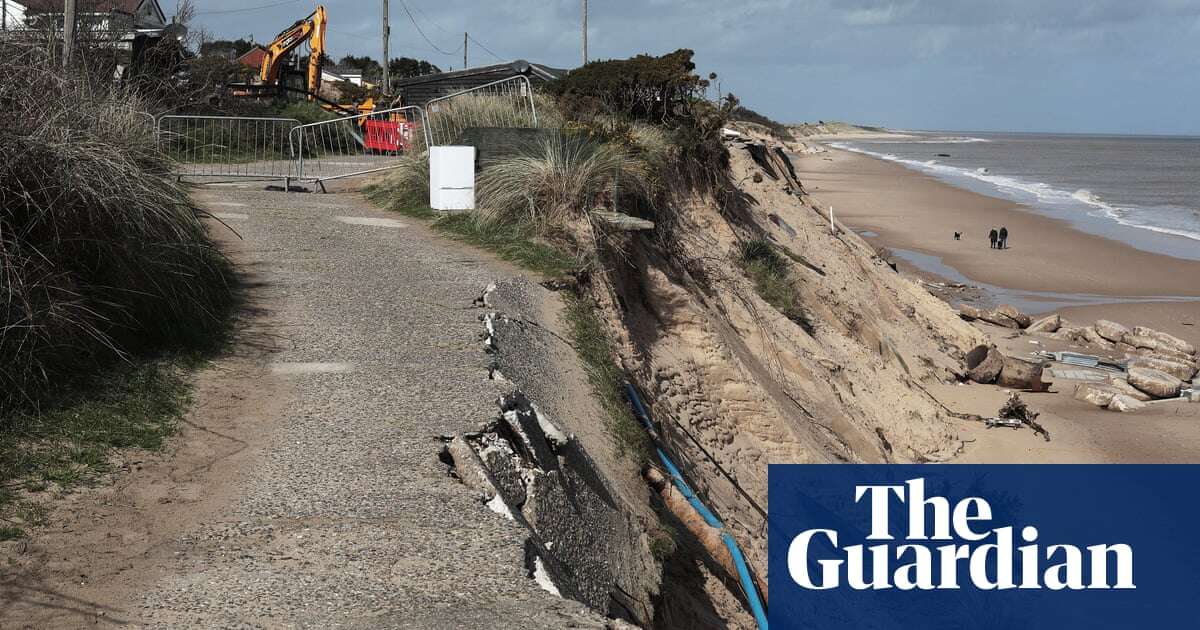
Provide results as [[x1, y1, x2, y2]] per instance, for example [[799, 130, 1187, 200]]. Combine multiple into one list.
[[0, 45, 233, 417], [548, 49, 709, 124], [729, 106, 792, 141], [547, 50, 732, 193], [738, 240, 812, 332], [277, 100, 340, 125], [476, 134, 650, 230]]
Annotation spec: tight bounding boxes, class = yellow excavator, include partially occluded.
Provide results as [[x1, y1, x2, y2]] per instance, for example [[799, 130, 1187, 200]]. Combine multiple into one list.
[[254, 5, 380, 116], [259, 5, 328, 102]]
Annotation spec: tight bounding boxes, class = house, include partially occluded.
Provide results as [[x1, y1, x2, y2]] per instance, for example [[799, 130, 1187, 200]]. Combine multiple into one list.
[[323, 64, 364, 87], [16, 0, 166, 33], [11, 1, 168, 79], [236, 45, 268, 75], [1, 1, 29, 30], [391, 60, 566, 106]]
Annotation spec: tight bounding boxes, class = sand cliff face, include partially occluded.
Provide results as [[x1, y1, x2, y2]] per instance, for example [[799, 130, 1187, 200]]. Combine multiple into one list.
[[586, 125, 986, 575], [433, 125, 991, 626]]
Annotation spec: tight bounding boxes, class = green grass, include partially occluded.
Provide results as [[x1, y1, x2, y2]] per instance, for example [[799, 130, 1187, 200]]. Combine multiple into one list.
[[371, 197, 579, 278], [433, 214, 579, 277], [0, 356, 199, 526], [562, 296, 651, 463], [738, 240, 813, 333]]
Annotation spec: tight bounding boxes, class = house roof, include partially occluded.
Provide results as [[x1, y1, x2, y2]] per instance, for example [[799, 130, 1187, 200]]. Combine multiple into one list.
[[22, 0, 132, 12], [236, 46, 268, 69], [326, 65, 364, 77], [19, 0, 165, 23]]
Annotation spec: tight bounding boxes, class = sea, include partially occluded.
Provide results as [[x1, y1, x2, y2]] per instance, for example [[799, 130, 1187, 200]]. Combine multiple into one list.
[[828, 132, 1200, 261]]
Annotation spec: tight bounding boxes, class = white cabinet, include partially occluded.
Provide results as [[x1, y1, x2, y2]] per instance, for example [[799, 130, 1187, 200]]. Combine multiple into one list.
[[429, 146, 476, 211]]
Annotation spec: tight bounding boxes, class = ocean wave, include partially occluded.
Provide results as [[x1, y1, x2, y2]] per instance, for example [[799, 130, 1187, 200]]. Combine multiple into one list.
[[856, 136, 992, 145], [828, 142, 1200, 242]]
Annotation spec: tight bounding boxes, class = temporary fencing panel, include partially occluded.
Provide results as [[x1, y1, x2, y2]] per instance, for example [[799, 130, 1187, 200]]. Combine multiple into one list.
[[156, 115, 300, 184], [290, 106, 429, 185], [424, 76, 538, 147]]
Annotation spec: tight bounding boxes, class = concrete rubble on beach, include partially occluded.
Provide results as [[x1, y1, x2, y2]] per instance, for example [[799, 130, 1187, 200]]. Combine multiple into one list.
[[960, 304, 1198, 413]]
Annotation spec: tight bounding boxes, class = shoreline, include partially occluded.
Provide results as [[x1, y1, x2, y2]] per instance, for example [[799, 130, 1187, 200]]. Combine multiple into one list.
[[793, 147, 1200, 346]]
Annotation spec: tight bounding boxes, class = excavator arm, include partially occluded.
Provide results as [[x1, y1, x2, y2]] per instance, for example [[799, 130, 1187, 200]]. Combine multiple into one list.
[[259, 5, 327, 99]]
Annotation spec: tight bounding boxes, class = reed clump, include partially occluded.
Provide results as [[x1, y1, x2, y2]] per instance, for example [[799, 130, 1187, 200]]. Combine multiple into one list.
[[0, 46, 233, 418]]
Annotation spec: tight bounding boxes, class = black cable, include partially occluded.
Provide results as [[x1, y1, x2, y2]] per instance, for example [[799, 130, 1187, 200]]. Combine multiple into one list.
[[397, 0, 462, 56], [467, 33, 505, 62], [411, 2, 454, 36]]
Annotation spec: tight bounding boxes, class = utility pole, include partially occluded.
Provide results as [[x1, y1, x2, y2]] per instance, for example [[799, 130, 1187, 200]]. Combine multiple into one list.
[[382, 0, 390, 94], [3, 0, 8, 32], [63, 0, 77, 68], [463, 32, 467, 69], [581, 0, 587, 65]]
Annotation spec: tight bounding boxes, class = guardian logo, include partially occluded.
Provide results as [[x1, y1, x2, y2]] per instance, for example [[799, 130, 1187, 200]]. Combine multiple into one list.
[[787, 478, 1135, 591], [767, 465, 1200, 630]]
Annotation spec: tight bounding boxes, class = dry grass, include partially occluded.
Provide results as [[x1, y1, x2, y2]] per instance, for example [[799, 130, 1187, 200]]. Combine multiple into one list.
[[425, 91, 561, 146], [476, 134, 651, 230], [0, 45, 233, 418], [364, 150, 431, 213]]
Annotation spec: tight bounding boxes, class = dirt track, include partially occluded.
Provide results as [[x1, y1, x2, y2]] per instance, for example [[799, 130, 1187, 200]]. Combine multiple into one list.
[[0, 183, 616, 629]]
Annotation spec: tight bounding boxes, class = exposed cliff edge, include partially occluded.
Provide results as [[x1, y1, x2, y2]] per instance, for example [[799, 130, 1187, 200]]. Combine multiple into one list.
[[576, 122, 986, 579]]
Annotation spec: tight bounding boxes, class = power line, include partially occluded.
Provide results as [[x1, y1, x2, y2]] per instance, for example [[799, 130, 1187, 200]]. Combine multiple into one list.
[[411, 2, 454, 36], [397, 0, 462, 56], [466, 33, 505, 62], [195, 0, 305, 16], [408, 1, 505, 63]]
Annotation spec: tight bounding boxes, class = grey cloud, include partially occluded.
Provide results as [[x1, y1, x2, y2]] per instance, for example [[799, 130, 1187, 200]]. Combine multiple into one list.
[[189, 1, 1200, 133]]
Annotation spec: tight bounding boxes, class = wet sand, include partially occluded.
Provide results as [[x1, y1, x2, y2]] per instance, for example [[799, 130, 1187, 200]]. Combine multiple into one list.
[[794, 148, 1200, 346]]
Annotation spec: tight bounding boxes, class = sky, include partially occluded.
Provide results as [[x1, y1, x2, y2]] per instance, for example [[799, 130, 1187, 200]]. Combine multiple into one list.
[[186, 0, 1200, 135]]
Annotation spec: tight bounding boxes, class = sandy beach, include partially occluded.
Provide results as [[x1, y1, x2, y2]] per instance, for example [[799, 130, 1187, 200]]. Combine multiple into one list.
[[792, 145, 1200, 464], [794, 147, 1200, 346]]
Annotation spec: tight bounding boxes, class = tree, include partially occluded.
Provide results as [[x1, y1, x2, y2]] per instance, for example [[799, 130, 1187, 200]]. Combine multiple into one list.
[[388, 57, 440, 79], [338, 55, 384, 82], [200, 38, 257, 59]]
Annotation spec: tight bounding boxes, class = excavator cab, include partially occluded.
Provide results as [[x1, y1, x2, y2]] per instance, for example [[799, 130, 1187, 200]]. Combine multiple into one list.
[[259, 6, 328, 101]]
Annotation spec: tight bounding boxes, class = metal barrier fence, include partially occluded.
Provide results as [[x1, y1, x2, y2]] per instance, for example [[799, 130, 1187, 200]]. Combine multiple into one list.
[[156, 115, 300, 185], [291, 106, 429, 186], [425, 76, 538, 147]]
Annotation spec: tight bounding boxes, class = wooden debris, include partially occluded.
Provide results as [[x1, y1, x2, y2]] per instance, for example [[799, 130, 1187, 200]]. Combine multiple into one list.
[[592, 211, 655, 232], [996, 394, 1051, 442]]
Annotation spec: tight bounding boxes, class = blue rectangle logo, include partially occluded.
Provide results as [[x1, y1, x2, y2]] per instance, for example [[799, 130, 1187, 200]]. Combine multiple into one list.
[[768, 465, 1200, 629]]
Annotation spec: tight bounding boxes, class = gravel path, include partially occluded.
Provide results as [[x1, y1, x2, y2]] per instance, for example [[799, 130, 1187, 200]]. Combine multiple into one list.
[[138, 184, 614, 628]]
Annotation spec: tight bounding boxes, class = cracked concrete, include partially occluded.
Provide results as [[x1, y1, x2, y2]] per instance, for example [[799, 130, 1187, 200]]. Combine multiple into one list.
[[137, 185, 623, 628], [0, 182, 623, 629]]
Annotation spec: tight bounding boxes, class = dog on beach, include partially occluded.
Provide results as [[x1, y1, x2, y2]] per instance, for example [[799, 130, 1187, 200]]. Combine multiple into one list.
[[954, 232, 962, 240]]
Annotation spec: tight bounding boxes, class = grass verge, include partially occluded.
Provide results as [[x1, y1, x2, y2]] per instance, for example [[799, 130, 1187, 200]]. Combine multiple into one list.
[[562, 296, 651, 464], [738, 239, 814, 333], [365, 196, 578, 278], [0, 355, 200, 539]]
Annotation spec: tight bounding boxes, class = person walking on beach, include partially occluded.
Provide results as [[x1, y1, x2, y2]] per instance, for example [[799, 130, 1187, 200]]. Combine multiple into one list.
[[998, 226, 1009, 250], [989, 228, 999, 249]]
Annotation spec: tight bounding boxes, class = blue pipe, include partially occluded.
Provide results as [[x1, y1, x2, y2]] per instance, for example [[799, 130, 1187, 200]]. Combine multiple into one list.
[[624, 383, 770, 630]]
